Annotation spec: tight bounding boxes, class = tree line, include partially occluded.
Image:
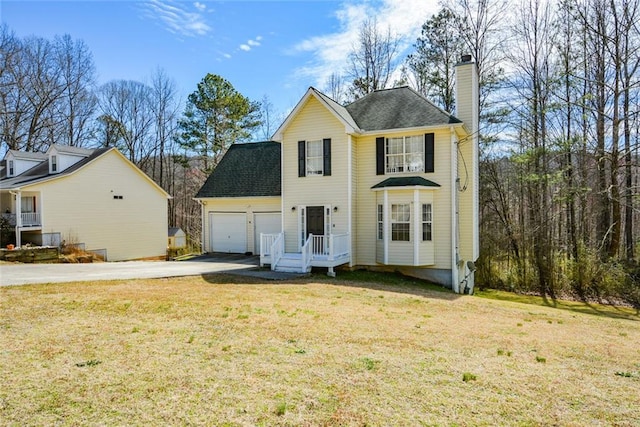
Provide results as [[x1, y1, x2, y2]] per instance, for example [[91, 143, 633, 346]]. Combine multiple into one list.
[[1, 0, 639, 307]]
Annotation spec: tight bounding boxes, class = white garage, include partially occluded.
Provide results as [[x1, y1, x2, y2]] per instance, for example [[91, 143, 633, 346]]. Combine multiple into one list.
[[209, 212, 247, 253], [254, 212, 282, 254]]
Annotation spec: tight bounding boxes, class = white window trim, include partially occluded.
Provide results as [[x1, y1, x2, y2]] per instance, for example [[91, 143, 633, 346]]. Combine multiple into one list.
[[385, 135, 424, 174], [377, 204, 383, 240], [305, 139, 323, 176], [390, 203, 411, 242], [422, 203, 433, 242]]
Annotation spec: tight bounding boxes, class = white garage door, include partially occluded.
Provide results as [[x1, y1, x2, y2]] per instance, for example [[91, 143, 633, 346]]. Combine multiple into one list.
[[254, 212, 282, 254], [210, 213, 246, 253]]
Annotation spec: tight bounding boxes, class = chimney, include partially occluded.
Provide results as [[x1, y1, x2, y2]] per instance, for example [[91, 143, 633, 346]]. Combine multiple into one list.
[[454, 54, 480, 292], [455, 55, 478, 136]]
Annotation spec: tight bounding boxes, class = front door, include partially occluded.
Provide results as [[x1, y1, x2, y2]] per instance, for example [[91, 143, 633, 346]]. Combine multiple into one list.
[[306, 206, 325, 254]]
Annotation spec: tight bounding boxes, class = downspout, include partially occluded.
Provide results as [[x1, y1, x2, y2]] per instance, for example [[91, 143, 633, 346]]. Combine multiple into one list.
[[347, 134, 353, 267], [450, 128, 460, 293], [10, 190, 21, 248], [196, 199, 205, 253]]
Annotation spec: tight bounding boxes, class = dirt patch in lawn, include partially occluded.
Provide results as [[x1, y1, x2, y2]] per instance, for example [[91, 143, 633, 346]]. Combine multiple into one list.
[[1, 274, 639, 426]]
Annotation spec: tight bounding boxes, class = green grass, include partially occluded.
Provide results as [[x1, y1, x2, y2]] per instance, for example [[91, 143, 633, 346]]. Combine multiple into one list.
[[475, 288, 639, 321]]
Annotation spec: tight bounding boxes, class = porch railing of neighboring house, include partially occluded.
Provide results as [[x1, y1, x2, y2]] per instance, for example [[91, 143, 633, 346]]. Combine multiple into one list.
[[270, 233, 284, 271], [21, 212, 41, 226]]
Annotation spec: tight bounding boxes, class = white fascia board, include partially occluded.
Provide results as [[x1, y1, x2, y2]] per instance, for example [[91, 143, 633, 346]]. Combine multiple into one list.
[[359, 123, 465, 136], [272, 88, 359, 141], [371, 185, 440, 192]]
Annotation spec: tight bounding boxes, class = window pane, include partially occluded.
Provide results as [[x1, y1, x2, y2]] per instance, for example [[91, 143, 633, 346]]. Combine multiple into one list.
[[387, 138, 403, 154], [306, 140, 323, 175], [422, 203, 432, 241], [392, 223, 410, 241], [422, 223, 432, 241]]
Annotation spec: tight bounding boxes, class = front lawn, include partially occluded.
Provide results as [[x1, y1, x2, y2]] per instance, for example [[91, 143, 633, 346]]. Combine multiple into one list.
[[1, 273, 638, 426]]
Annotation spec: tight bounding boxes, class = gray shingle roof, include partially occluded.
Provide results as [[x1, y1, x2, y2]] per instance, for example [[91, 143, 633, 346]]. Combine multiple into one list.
[[0, 147, 111, 189], [371, 176, 441, 189], [195, 141, 281, 198], [345, 86, 461, 132]]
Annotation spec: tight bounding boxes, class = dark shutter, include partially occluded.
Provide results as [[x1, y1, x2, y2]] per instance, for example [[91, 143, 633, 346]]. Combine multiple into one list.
[[376, 137, 385, 175], [323, 138, 331, 176], [424, 133, 434, 173], [298, 140, 306, 177]]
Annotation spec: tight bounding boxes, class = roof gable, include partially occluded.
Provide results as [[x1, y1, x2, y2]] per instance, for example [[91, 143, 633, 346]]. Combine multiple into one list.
[[345, 86, 461, 132], [195, 141, 281, 198], [0, 147, 170, 200], [272, 87, 358, 140]]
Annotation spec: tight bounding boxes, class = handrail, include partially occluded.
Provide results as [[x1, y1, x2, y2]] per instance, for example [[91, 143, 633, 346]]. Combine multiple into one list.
[[301, 234, 313, 272], [270, 233, 284, 271], [259, 233, 277, 267], [329, 233, 350, 260]]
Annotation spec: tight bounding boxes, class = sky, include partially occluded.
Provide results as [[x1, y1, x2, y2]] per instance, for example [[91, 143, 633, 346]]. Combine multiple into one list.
[[1, 0, 441, 120]]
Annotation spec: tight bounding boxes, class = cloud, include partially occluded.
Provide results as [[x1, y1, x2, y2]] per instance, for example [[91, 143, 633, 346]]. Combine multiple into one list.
[[240, 36, 262, 52], [142, 0, 212, 37], [291, 0, 439, 90]]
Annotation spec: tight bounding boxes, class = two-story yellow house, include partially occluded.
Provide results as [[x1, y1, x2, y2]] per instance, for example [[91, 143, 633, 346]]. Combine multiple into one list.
[[196, 57, 478, 293]]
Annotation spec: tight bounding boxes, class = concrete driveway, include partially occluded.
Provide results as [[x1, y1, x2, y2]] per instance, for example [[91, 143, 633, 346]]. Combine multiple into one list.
[[0, 253, 266, 286]]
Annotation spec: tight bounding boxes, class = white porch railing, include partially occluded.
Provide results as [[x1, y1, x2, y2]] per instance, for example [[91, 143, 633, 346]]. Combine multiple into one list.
[[269, 233, 284, 271], [310, 234, 327, 255], [260, 233, 278, 257], [21, 212, 41, 226], [327, 233, 349, 260], [301, 234, 313, 272], [260, 232, 350, 273]]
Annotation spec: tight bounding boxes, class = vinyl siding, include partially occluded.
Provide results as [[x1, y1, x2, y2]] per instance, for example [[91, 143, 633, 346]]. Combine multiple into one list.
[[23, 150, 168, 261], [354, 129, 453, 269], [458, 135, 478, 263], [200, 197, 281, 253], [281, 96, 349, 252]]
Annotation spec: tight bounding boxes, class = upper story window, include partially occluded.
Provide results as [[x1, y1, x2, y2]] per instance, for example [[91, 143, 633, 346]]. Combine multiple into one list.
[[51, 155, 58, 173], [298, 138, 331, 177], [8, 160, 14, 176], [376, 133, 434, 175], [386, 135, 424, 174], [306, 140, 323, 176]]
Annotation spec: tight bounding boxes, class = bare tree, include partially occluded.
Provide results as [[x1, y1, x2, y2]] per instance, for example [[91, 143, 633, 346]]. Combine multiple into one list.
[[97, 80, 155, 167], [148, 68, 180, 189], [327, 72, 347, 104], [0, 27, 97, 153], [347, 18, 400, 99], [256, 94, 283, 141], [53, 34, 97, 147]]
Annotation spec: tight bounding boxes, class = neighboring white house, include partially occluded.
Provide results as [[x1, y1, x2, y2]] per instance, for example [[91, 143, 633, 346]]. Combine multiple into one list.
[[0, 144, 171, 261], [195, 57, 479, 293]]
